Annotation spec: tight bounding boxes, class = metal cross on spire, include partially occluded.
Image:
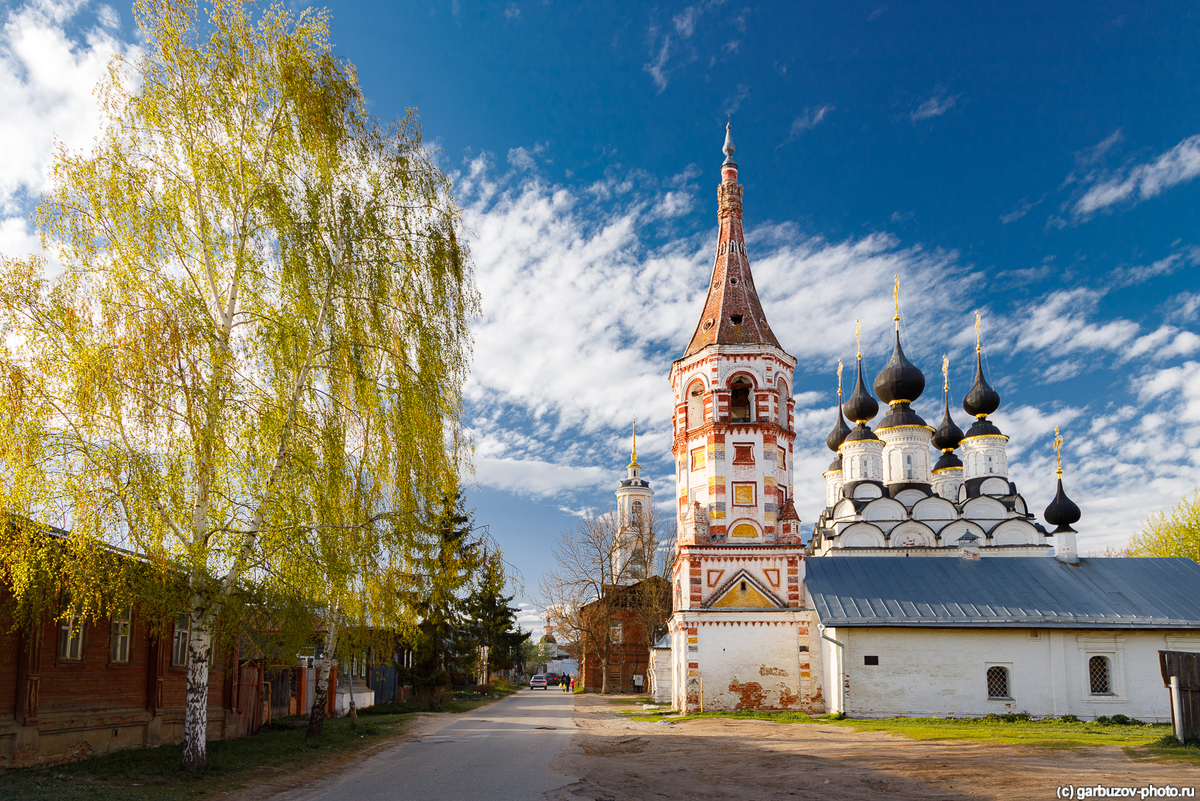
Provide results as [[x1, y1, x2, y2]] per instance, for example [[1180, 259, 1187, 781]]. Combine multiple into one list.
[[1053, 427, 1064, 476], [837, 357, 844, 398], [893, 274, 901, 327]]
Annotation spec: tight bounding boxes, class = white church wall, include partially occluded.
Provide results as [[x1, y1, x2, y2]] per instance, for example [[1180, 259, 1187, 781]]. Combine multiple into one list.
[[821, 626, 1198, 721]]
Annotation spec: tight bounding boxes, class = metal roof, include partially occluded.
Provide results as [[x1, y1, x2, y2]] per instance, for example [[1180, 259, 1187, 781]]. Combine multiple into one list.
[[804, 556, 1200, 629]]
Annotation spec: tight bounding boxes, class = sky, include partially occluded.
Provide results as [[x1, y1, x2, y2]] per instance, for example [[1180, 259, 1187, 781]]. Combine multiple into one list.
[[3, 0, 1200, 636]]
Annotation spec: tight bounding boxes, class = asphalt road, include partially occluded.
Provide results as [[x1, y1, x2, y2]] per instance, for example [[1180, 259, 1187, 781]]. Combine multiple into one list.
[[289, 688, 578, 801]]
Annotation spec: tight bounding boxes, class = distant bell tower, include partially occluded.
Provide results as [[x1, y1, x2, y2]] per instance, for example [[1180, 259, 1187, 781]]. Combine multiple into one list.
[[615, 423, 654, 582]]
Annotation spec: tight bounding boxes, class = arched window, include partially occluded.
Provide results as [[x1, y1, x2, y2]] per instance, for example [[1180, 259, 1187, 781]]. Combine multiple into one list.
[[776, 378, 788, 424], [905, 453, 914, 480], [730, 376, 753, 423], [687, 381, 705, 430], [986, 666, 1010, 699], [631, 501, 642, 527], [986, 454, 995, 474], [1089, 656, 1111, 694]]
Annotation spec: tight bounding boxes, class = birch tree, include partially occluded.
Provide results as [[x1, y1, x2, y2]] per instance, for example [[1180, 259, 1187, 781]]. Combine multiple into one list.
[[1128, 488, 1200, 562], [0, 0, 474, 771]]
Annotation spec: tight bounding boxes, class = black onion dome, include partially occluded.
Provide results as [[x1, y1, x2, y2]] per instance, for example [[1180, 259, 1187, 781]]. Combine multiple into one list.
[[826, 400, 852, 452], [877, 401, 928, 430], [874, 329, 926, 404], [933, 450, 963, 472], [931, 394, 965, 451], [844, 423, 881, 443], [965, 417, 1004, 438], [826, 454, 843, 473], [843, 355, 879, 424], [962, 350, 1001, 418], [1044, 477, 1081, 533]]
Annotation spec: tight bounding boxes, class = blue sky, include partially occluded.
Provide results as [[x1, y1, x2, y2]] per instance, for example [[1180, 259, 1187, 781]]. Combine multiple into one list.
[[3, 0, 1200, 634]]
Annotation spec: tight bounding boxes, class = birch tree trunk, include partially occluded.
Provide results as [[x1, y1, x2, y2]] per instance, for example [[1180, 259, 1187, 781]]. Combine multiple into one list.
[[181, 605, 213, 771], [307, 617, 340, 738]]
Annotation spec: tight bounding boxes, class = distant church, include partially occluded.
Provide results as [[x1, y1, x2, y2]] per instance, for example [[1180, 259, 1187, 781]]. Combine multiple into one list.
[[653, 124, 1200, 721]]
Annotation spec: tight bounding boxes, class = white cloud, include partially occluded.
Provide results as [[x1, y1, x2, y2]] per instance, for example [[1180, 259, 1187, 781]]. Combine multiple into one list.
[[504, 3, 520, 20], [0, 0, 137, 217], [1106, 247, 1199, 287], [999, 195, 1044, 224], [1073, 133, 1200, 218], [1166, 291, 1200, 324], [777, 104, 834, 150], [723, 83, 749, 115], [643, 33, 671, 93], [673, 7, 698, 37], [910, 87, 959, 122]]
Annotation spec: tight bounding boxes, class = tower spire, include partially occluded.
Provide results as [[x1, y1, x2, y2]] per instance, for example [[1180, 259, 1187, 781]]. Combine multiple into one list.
[[630, 421, 638, 464], [683, 122, 781, 357]]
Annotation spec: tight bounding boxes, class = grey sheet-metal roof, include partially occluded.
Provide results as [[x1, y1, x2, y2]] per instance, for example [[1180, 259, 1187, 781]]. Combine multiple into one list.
[[805, 556, 1200, 628]]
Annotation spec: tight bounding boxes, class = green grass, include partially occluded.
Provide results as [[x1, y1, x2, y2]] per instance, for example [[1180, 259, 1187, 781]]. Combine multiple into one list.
[[628, 708, 1187, 752], [0, 688, 516, 801]]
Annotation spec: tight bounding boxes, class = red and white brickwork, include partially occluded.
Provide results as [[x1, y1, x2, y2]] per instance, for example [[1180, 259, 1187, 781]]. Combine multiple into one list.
[[664, 125, 824, 714]]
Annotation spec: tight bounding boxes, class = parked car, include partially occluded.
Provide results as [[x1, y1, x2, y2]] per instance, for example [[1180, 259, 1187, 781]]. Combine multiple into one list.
[[545, 673, 560, 686], [529, 674, 548, 690]]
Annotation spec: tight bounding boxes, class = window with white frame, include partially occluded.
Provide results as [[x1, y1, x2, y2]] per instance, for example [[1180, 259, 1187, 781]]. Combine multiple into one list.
[[59, 595, 84, 661], [1089, 655, 1112, 695], [986, 666, 1010, 699], [610, 623, 623, 644], [172, 614, 190, 666], [110, 607, 132, 664]]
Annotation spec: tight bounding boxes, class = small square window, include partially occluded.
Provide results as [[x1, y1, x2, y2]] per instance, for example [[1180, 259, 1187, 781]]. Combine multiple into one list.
[[986, 666, 1010, 699], [864, 655, 879, 666], [1089, 656, 1112, 695]]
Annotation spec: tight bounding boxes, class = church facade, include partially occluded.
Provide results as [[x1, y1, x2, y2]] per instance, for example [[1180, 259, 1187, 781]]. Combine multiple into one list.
[[658, 125, 1200, 721]]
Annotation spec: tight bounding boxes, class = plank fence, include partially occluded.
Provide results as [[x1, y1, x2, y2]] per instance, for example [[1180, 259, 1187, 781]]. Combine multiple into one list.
[[1158, 650, 1200, 743]]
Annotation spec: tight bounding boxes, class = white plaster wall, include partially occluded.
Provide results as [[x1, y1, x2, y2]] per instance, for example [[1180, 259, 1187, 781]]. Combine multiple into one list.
[[692, 617, 804, 711], [821, 627, 1200, 721]]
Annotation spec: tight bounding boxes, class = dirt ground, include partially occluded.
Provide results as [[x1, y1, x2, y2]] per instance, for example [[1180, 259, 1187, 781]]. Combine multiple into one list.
[[547, 695, 1200, 801]]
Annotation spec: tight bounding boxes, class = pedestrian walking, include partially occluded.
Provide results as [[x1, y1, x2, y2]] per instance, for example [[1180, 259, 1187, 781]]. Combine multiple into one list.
[[562, 673, 570, 692]]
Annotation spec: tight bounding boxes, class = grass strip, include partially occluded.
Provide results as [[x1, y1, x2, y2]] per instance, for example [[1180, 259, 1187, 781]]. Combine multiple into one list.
[[0, 686, 517, 801], [626, 708, 1196, 757]]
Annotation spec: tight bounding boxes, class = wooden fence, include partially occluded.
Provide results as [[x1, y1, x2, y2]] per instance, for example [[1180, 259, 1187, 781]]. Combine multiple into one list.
[[1158, 650, 1200, 743]]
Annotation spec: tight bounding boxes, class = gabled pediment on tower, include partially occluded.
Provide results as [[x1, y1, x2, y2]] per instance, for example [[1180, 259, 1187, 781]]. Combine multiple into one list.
[[705, 569, 787, 610]]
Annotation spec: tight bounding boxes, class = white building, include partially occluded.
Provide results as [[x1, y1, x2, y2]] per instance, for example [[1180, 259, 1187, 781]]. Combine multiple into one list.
[[806, 554, 1200, 720]]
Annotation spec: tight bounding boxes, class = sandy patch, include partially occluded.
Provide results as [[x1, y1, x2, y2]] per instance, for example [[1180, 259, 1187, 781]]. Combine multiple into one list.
[[548, 696, 1199, 801]]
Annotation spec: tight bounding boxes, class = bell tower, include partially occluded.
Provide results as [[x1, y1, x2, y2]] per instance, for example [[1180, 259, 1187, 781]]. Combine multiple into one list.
[[670, 122, 800, 546], [665, 123, 817, 716], [614, 423, 654, 582]]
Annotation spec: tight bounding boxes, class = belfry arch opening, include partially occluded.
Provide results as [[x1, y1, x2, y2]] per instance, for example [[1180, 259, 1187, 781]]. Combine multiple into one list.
[[730, 375, 753, 423], [687, 380, 705, 430], [776, 377, 788, 423]]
